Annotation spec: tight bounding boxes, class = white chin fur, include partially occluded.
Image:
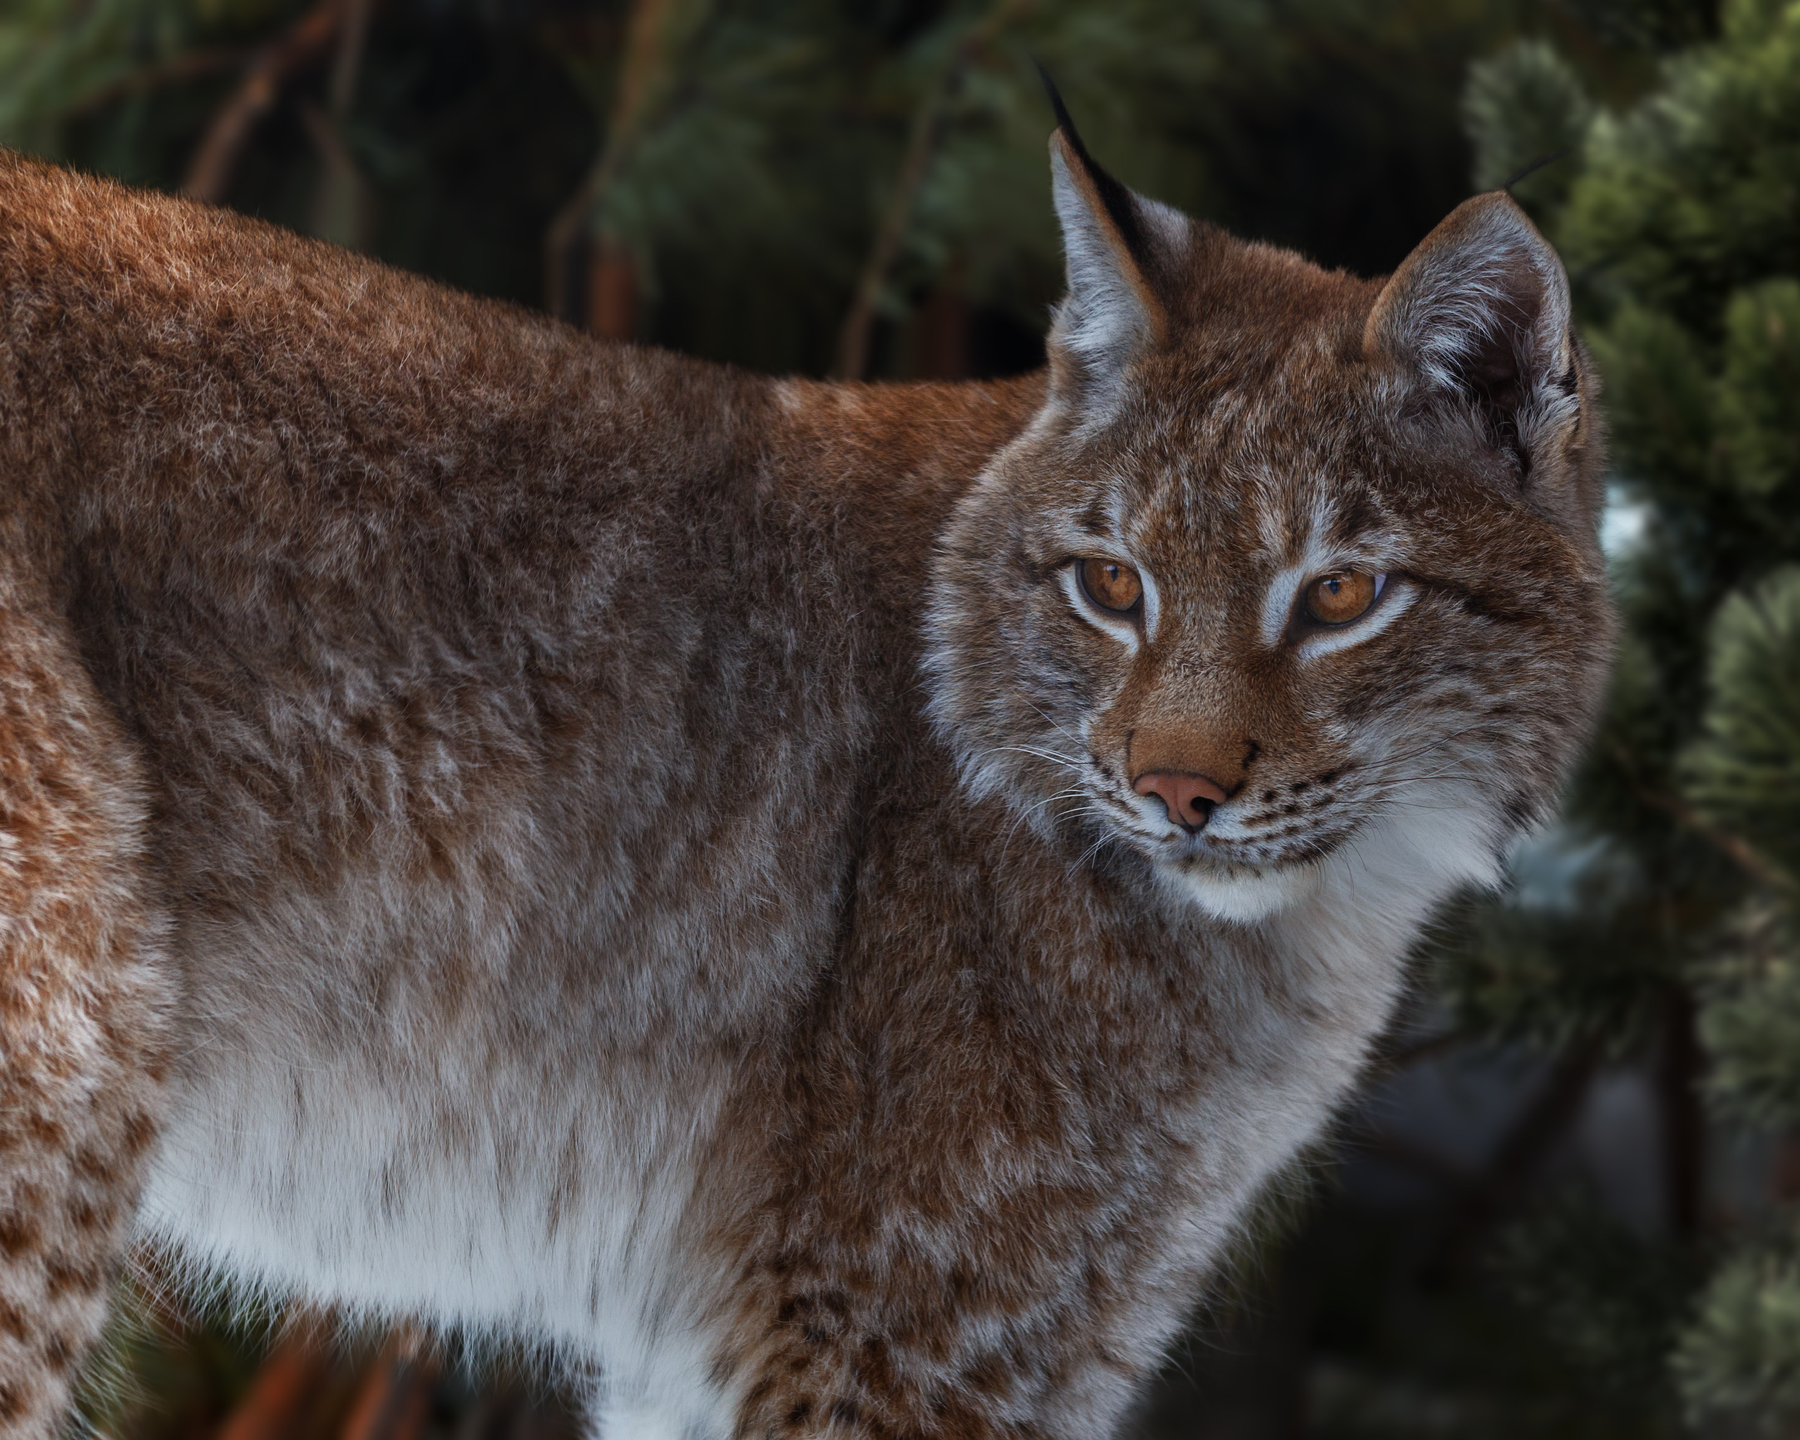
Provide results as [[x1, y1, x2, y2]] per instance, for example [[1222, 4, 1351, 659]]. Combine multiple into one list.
[[1155, 781, 1508, 929], [1158, 860, 1323, 924]]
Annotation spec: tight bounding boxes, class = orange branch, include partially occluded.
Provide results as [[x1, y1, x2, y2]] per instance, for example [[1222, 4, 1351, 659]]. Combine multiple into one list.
[[181, 0, 348, 204], [834, 0, 1035, 380], [215, 1314, 332, 1440], [1611, 740, 1797, 893], [543, 0, 676, 322], [62, 49, 244, 118], [340, 1329, 437, 1440]]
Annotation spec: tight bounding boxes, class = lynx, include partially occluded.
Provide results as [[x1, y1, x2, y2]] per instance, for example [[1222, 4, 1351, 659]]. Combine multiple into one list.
[[0, 95, 1611, 1439]]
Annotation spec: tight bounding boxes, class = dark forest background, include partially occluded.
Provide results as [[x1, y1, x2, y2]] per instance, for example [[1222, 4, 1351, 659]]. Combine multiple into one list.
[[11, 0, 1800, 1435]]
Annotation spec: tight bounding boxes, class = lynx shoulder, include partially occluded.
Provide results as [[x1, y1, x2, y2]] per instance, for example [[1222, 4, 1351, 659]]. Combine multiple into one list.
[[0, 105, 1610, 1440]]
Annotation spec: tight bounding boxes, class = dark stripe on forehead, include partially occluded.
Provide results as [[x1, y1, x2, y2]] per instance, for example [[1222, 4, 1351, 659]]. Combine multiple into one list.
[[1433, 578, 1539, 627], [1075, 496, 1114, 538], [1327, 490, 1384, 547]]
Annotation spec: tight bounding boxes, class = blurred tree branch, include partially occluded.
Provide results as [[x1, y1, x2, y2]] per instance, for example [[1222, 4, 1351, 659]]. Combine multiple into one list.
[[544, 0, 685, 326], [834, 0, 1034, 381], [340, 1327, 437, 1440], [214, 1310, 332, 1440], [1609, 740, 1796, 893], [307, 0, 375, 248], [182, 0, 351, 204], [60, 49, 244, 120], [1429, 1035, 1605, 1276]]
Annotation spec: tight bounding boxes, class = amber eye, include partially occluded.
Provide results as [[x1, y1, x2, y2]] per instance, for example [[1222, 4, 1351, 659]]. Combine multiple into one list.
[[1078, 558, 1144, 614], [1303, 571, 1382, 626]]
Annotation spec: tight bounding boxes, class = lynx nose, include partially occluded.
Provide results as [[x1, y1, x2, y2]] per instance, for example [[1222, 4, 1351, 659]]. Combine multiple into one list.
[[1133, 771, 1229, 832]]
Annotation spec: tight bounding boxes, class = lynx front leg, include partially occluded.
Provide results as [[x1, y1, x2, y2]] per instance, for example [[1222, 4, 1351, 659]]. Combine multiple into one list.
[[719, 1242, 1163, 1440], [0, 585, 168, 1437]]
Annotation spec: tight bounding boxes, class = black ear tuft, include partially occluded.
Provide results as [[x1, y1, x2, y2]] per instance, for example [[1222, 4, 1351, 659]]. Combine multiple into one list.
[[1034, 62, 1147, 266], [1500, 148, 1572, 192], [1039, 65, 1193, 415]]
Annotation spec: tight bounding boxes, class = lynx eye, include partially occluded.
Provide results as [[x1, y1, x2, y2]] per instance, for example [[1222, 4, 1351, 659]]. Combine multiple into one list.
[[1303, 571, 1383, 626], [1078, 558, 1143, 614]]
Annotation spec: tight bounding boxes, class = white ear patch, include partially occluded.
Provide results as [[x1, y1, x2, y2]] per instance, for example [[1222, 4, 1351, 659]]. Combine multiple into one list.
[[1369, 195, 1572, 394], [1048, 144, 1157, 386], [1044, 134, 1190, 422]]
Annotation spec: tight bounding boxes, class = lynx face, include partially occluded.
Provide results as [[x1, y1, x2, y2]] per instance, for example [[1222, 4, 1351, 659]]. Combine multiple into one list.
[[926, 127, 1613, 923]]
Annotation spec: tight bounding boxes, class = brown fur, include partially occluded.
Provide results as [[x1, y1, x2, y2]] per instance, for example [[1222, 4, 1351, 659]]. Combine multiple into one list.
[[0, 134, 1610, 1439]]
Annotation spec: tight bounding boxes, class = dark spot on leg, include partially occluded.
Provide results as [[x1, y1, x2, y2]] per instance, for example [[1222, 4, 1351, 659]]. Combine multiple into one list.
[[44, 1255, 99, 1299], [0, 1210, 39, 1257], [962, 1353, 1009, 1396], [787, 1401, 813, 1426], [121, 1109, 157, 1157], [0, 1299, 26, 1340], [73, 1148, 111, 1181], [856, 1336, 894, 1390], [0, 1380, 29, 1421]]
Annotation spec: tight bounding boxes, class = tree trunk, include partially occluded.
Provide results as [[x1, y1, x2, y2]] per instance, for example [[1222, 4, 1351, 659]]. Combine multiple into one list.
[[585, 238, 639, 341]]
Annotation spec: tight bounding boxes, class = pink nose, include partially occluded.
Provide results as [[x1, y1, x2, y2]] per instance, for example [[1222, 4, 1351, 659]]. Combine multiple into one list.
[[1133, 771, 1229, 831]]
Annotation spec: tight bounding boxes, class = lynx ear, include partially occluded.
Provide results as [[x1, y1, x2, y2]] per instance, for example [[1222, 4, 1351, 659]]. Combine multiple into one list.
[[1045, 99, 1187, 417], [1365, 192, 1582, 490]]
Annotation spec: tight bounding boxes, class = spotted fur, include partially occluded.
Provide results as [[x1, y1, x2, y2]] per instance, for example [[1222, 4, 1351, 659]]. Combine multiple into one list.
[[0, 119, 1609, 1440]]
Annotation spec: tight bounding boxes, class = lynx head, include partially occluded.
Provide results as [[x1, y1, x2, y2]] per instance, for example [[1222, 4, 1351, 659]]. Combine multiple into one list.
[[923, 107, 1615, 926]]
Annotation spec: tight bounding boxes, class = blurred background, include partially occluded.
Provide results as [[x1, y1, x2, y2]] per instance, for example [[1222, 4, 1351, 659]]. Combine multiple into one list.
[[7, 0, 1800, 1434]]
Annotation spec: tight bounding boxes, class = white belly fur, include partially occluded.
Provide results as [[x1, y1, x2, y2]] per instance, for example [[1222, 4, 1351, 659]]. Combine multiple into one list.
[[128, 830, 804, 1440], [138, 1034, 741, 1436]]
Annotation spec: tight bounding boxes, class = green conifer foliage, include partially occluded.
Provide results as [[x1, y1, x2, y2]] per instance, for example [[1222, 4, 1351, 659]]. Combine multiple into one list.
[[1455, 1, 1800, 1428], [1684, 570, 1800, 877], [1462, 38, 1592, 207], [1673, 1242, 1800, 1425]]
